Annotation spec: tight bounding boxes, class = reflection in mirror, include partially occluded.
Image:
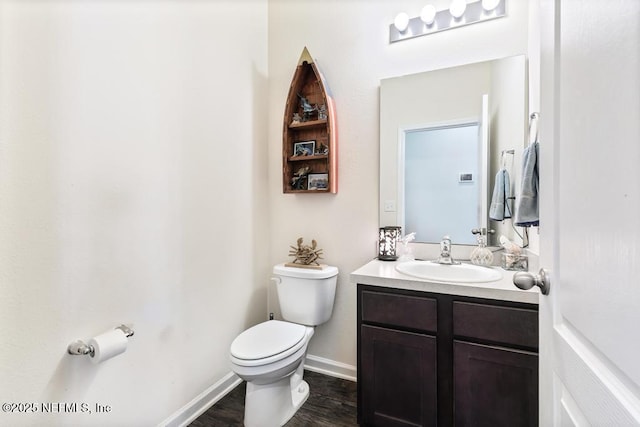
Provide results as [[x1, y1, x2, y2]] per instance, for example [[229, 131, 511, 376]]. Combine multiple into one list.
[[380, 55, 527, 246], [403, 122, 481, 245]]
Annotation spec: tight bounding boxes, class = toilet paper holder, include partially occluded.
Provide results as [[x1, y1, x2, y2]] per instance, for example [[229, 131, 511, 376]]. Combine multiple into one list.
[[67, 325, 134, 356]]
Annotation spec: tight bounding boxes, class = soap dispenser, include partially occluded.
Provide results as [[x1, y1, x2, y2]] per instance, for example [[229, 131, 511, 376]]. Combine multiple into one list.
[[470, 228, 494, 266]]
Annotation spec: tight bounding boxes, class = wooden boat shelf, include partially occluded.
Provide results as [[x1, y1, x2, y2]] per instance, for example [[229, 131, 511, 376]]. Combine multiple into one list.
[[282, 47, 337, 194]]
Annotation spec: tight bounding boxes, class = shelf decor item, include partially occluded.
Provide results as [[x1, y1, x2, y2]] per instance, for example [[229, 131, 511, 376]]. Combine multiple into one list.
[[378, 226, 402, 261], [308, 173, 328, 190], [283, 47, 337, 193], [286, 237, 326, 269], [293, 140, 315, 157]]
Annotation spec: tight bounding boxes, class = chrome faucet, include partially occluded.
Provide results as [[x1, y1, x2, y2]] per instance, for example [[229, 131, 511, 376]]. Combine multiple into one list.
[[434, 235, 460, 265]]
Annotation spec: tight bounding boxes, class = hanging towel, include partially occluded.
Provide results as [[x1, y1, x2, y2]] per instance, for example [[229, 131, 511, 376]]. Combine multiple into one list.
[[489, 169, 512, 221], [515, 141, 540, 227]]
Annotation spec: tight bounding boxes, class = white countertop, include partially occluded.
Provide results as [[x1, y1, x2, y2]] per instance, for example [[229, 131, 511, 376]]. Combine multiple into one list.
[[350, 259, 539, 305]]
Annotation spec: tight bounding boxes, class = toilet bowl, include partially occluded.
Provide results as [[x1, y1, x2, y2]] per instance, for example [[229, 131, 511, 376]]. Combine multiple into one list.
[[229, 263, 338, 427], [230, 320, 314, 426]]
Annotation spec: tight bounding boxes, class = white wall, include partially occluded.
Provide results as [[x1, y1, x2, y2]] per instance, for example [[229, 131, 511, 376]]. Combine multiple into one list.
[[268, 0, 532, 370], [0, 1, 268, 425]]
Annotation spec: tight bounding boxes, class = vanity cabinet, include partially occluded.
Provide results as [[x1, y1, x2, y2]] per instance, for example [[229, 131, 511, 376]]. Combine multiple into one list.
[[357, 285, 538, 427]]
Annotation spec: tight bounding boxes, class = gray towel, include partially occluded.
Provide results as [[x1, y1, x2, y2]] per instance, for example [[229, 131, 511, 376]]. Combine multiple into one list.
[[515, 142, 539, 227], [489, 169, 512, 221]]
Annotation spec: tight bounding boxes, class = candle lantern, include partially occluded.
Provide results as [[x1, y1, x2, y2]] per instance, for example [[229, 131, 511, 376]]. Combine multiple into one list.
[[378, 226, 402, 261]]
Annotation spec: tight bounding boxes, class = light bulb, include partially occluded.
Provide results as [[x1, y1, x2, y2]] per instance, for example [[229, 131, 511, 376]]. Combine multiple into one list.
[[482, 0, 501, 11], [449, 0, 467, 19], [394, 12, 410, 32], [420, 5, 437, 26]]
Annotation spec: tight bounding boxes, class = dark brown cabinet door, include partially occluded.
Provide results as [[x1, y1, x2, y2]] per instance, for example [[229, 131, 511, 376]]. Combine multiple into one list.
[[360, 325, 437, 427], [454, 340, 538, 427]]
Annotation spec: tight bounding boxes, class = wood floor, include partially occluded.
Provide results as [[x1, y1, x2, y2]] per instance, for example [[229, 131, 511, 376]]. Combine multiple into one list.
[[189, 370, 358, 427]]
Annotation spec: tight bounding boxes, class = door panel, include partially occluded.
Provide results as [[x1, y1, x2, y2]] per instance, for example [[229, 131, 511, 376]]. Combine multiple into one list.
[[539, 0, 640, 424], [558, 380, 589, 427], [554, 325, 640, 425], [556, 0, 640, 387]]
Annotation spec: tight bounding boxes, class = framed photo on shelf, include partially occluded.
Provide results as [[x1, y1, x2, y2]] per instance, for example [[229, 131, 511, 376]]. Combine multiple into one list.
[[293, 140, 315, 157], [308, 173, 328, 190]]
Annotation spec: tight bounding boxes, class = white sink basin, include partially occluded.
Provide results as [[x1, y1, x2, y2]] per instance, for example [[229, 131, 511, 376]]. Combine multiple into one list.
[[395, 261, 502, 283]]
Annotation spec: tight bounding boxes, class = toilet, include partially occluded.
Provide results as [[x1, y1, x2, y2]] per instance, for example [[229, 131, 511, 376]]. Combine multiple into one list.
[[229, 263, 339, 427]]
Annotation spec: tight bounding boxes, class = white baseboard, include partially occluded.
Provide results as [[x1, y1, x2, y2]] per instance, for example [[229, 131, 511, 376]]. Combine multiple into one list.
[[159, 372, 242, 427], [304, 354, 357, 382], [159, 355, 356, 426]]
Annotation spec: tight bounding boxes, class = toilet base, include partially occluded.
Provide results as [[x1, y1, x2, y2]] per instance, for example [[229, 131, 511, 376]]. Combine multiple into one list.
[[243, 362, 309, 427]]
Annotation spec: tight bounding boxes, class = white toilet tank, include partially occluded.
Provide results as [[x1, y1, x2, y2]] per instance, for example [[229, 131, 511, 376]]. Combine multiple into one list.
[[273, 263, 338, 326]]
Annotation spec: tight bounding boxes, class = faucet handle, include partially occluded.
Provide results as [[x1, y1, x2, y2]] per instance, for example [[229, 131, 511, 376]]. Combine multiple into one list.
[[471, 228, 496, 235]]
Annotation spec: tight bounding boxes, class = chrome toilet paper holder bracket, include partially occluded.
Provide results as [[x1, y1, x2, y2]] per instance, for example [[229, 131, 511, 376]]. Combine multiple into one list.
[[67, 324, 134, 356]]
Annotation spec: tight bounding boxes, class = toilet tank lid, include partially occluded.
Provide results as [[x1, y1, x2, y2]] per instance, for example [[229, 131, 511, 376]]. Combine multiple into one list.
[[273, 263, 338, 279], [230, 320, 306, 360]]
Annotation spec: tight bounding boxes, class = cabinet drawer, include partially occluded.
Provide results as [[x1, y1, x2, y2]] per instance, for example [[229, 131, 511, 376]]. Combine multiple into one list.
[[361, 290, 437, 333], [453, 302, 538, 349]]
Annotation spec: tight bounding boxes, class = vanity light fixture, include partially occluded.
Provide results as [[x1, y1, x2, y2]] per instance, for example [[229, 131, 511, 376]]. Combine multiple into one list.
[[482, 0, 501, 11], [420, 4, 437, 26], [393, 12, 410, 33], [449, 0, 467, 19], [389, 0, 506, 43]]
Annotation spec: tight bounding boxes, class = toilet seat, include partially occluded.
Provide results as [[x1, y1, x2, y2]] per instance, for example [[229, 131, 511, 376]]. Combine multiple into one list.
[[230, 320, 307, 367]]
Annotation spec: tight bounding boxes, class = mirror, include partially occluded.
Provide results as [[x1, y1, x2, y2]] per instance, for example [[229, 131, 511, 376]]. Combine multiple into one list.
[[380, 55, 527, 245]]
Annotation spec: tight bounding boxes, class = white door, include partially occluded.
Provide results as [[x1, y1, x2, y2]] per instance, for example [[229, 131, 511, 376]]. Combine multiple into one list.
[[537, 0, 640, 425]]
